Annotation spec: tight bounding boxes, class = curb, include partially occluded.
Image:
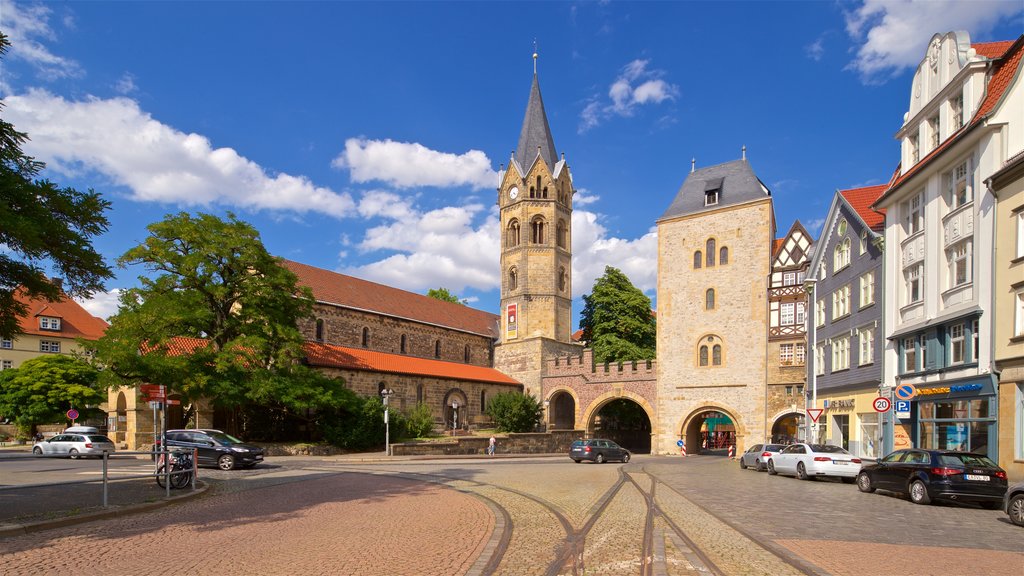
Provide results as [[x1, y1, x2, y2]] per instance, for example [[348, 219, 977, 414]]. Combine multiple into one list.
[[0, 482, 209, 538]]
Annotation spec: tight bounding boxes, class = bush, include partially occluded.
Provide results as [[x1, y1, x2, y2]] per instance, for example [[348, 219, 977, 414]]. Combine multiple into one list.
[[402, 403, 435, 439], [485, 392, 542, 433]]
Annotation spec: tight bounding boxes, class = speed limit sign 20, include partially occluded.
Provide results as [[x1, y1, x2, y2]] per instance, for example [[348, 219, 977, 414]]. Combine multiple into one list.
[[873, 397, 892, 412]]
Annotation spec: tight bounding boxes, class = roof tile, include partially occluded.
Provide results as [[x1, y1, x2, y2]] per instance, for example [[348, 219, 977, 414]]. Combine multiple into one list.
[[13, 288, 108, 340], [305, 342, 521, 386], [840, 185, 888, 231]]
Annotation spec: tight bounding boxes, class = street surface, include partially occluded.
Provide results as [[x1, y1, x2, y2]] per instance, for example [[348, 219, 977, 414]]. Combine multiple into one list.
[[1, 454, 1021, 575]]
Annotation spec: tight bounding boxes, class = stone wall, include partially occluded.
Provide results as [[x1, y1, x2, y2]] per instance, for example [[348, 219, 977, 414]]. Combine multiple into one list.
[[390, 429, 584, 456]]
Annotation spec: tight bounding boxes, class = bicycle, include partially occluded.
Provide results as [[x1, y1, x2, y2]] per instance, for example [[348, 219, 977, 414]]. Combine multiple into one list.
[[155, 449, 194, 489]]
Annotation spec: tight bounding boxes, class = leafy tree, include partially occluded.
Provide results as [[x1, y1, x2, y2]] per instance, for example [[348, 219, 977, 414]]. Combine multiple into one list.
[[579, 266, 656, 363], [486, 392, 542, 433], [426, 287, 464, 305], [0, 33, 113, 340], [90, 212, 346, 415], [0, 355, 104, 436], [403, 402, 435, 438]]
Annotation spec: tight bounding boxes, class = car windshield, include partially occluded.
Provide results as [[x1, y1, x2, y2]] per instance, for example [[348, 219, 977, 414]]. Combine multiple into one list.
[[764, 444, 785, 451], [207, 431, 243, 444], [939, 454, 998, 468], [809, 444, 849, 454]]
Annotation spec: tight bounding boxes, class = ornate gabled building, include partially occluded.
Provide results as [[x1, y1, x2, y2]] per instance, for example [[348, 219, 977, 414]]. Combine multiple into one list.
[[0, 285, 109, 372]]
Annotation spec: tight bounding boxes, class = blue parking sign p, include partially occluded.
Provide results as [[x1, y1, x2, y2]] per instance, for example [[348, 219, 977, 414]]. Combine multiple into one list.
[[895, 400, 911, 418]]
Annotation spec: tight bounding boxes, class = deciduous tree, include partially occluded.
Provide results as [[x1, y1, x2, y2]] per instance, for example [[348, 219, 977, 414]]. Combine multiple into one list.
[[579, 266, 656, 363], [426, 287, 464, 305], [0, 355, 104, 435]]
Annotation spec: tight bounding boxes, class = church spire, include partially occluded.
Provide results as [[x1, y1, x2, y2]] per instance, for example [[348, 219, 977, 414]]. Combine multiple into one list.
[[515, 57, 558, 172]]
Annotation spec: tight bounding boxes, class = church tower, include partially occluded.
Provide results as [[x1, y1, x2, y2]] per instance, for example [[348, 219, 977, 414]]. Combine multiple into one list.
[[494, 52, 579, 399]]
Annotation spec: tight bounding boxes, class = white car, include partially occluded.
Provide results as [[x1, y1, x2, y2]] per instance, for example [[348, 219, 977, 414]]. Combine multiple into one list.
[[767, 443, 861, 482], [33, 433, 115, 458]]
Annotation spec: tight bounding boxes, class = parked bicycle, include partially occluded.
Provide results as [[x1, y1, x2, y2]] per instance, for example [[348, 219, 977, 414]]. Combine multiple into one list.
[[155, 449, 195, 489]]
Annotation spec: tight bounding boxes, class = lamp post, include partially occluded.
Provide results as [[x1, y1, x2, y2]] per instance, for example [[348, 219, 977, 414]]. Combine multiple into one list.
[[451, 399, 459, 436], [542, 399, 550, 432], [381, 388, 394, 456], [803, 278, 818, 443]]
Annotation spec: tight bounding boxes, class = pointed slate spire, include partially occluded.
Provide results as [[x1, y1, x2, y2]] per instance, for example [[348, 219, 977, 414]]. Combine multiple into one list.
[[515, 73, 558, 172]]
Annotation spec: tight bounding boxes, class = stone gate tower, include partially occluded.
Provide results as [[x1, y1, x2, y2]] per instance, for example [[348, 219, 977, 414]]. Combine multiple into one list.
[[493, 54, 580, 399]]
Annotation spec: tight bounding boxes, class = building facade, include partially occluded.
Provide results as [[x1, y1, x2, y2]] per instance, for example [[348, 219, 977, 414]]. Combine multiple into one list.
[[874, 33, 1023, 463], [0, 286, 108, 372]]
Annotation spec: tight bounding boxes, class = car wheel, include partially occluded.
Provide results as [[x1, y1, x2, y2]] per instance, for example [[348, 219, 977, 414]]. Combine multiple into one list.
[[217, 454, 235, 471], [1008, 494, 1024, 527], [767, 459, 777, 475], [573, 459, 581, 464], [797, 462, 810, 480], [68, 448, 79, 460], [595, 453, 605, 464], [909, 480, 931, 505], [755, 459, 764, 471], [622, 453, 630, 463], [857, 473, 875, 493], [32, 446, 42, 455], [739, 457, 747, 469]]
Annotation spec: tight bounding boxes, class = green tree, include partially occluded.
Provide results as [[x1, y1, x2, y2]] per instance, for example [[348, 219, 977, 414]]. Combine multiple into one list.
[[579, 266, 656, 364], [90, 212, 347, 415], [485, 392, 542, 433], [0, 33, 113, 340], [426, 287, 464, 305], [0, 355, 104, 436]]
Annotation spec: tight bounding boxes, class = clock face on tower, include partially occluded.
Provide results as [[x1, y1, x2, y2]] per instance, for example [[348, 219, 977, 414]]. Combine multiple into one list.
[[508, 187, 519, 201]]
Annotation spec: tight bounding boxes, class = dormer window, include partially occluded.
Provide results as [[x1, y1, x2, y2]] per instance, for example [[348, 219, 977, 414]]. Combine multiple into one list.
[[704, 178, 722, 207], [39, 317, 61, 331]]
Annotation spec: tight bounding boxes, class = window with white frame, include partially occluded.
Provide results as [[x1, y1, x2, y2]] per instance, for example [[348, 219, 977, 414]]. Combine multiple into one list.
[[833, 238, 851, 272], [1016, 290, 1024, 337], [903, 193, 923, 235], [40, 340, 60, 353], [832, 285, 851, 319], [946, 160, 971, 209], [816, 299, 825, 327], [795, 343, 806, 365], [780, 343, 794, 366], [950, 94, 963, 131], [972, 319, 979, 361], [950, 323, 965, 365], [783, 271, 796, 286], [903, 337, 917, 373], [904, 263, 923, 305], [860, 230, 868, 255], [781, 302, 795, 326], [947, 239, 971, 288], [796, 302, 805, 326], [815, 345, 825, 375], [919, 333, 929, 369], [0, 359, 11, 370], [1016, 210, 1024, 259], [860, 272, 875, 307], [859, 327, 874, 366], [832, 336, 850, 371], [39, 317, 61, 331], [928, 114, 940, 149], [0, 339, 11, 349], [838, 219, 848, 236], [818, 262, 826, 281], [909, 134, 920, 164]]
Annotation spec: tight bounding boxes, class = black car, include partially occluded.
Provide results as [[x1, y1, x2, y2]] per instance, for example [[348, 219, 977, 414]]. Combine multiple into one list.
[[158, 429, 264, 470], [569, 438, 630, 464], [856, 449, 1007, 508]]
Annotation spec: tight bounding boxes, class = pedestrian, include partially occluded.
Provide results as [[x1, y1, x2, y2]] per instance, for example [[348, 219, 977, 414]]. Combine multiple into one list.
[[488, 435, 496, 456]]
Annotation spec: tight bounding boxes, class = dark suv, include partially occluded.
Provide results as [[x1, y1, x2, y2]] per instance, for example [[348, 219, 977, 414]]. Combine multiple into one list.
[[158, 429, 263, 470]]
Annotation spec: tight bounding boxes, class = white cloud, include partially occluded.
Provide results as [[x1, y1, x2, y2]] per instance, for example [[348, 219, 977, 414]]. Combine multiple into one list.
[[844, 0, 1023, 81], [579, 59, 678, 132], [573, 187, 601, 206], [2, 89, 356, 218], [333, 137, 498, 190], [114, 73, 137, 95], [74, 288, 121, 321], [571, 210, 658, 299], [806, 37, 826, 62], [805, 217, 827, 235], [0, 1, 82, 81]]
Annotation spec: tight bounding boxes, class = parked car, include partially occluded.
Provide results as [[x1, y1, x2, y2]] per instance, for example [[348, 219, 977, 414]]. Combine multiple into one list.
[[739, 443, 786, 471], [64, 425, 100, 434], [856, 449, 1007, 508], [1005, 482, 1024, 526], [569, 438, 630, 464], [157, 429, 263, 470], [767, 443, 861, 481], [33, 433, 115, 458]]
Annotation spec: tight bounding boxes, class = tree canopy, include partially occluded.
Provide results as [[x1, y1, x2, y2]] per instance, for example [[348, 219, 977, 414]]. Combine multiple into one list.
[[579, 266, 656, 364], [426, 287, 464, 305], [0, 33, 112, 340], [485, 392, 542, 433], [0, 355, 104, 434], [90, 212, 347, 413]]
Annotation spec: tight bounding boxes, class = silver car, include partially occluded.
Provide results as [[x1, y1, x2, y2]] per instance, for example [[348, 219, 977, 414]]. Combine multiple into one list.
[[33, 433, 115, 458], [739, 443, 787, 471]]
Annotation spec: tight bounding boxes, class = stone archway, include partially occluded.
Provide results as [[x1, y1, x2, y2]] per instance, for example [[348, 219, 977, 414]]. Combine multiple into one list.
[[442, 388, 468, 432], [771, 411, 805, 444], [584, 396, 653, 454], [547, 389, 577, 430], [114, 392, 128, 444], [680, 406, 743, 456]]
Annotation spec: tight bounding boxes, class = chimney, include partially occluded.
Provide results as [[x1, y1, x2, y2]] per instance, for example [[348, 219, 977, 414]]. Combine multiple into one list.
[[691, 158, 695, 173], [742, 145, 747, 161]]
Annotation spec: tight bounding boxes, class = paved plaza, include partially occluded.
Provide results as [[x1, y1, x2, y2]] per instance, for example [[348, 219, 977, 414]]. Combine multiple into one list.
[[1, 454, 1021, 575]]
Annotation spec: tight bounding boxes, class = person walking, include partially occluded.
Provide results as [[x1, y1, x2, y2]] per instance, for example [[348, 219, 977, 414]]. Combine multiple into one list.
[[488, 435, 496, 456]]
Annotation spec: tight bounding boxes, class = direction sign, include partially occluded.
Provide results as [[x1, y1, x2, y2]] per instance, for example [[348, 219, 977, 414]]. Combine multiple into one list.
[[895, 400, 911, 419], [872, 397, 892, 412], [894, 383, 917, 401], [806, 408, 824, 423]]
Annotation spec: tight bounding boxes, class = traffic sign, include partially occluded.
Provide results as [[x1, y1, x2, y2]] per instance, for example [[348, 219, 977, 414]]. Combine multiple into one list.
[[872, 397, 891, 412], [676, 439, 684, 447], [895, 400, 911, 418], [894, 383, 917, 401], [166, 399, 180, 406], [806, 408, 824, 423], [66, 409, 79, 420]]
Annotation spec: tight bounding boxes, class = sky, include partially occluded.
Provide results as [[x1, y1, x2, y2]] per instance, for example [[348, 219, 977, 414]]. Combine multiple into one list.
[[1, 1, 1022, 324]]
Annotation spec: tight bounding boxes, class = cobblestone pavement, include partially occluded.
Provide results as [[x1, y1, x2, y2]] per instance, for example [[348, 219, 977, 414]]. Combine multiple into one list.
[[2, 454, 1021, 575]]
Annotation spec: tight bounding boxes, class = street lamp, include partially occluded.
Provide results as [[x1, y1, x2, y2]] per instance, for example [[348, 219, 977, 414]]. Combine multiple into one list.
[[542, 399, 550, 432], [803, 278, 818, 443], [381, 388, 394, 456], [451, 399, 459, 436]]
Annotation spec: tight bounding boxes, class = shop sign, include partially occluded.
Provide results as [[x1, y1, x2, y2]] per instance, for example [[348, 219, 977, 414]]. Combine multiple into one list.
[[506, 304, 517, 340], [823, 398, 855, 410], [917, 383, 983, 396]]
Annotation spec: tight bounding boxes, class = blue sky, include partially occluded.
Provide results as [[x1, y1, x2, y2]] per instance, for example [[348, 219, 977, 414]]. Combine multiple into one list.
[[2, 1, 1022, 323]]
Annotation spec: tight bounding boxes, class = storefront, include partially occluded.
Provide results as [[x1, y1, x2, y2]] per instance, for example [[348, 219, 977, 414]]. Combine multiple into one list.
[[814, 387, 884, 459], [906, 376, 998, 460]]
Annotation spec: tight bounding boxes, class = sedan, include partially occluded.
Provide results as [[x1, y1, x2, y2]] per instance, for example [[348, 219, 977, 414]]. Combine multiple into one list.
[[856, 449, 1007, 508], [569, 438, 630, 464], [739, 443, 786, 472], [158, 429, 263, 470], [33, 433, 115, 458], [1005, 482, 1024, 526], [768, 443, 861, 482]]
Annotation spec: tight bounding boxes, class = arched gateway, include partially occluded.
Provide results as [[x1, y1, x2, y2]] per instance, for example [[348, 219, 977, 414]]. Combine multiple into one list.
[[680, 406, 743, 456]]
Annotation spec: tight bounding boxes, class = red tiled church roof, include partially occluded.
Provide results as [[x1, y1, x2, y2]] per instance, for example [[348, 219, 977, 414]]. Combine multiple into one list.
[[304, 342, 520, 386], [282, 260, 499, 338], [878, 36, 1024, 205], [840, 185, 887, 231], [13, 288, 108, 340]]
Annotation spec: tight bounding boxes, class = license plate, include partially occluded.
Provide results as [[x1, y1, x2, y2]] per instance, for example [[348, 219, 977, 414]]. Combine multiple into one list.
[[833, 461, 848, 465], [965, 474, 988, 481]]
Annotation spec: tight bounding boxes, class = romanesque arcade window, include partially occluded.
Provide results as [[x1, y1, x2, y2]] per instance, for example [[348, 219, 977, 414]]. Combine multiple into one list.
[[698, 335, 724, 367], [705, 238, 716, 267], [509, 267, 518, 291], [507, 219, 521, 247], [531, 217, 546, 244], [719, 246, 728, 265], [705, 288, 715, 310], [556, 220, 566, 248], [693, 251, 702, 269]]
